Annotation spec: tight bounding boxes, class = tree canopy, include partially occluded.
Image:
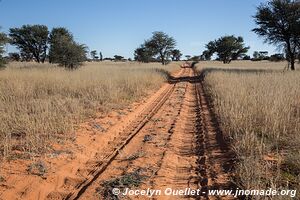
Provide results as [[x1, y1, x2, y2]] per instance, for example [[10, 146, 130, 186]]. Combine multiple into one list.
[[171, 49, 182, 61], [48, 27, 87, 69], [204, 35, 250, 63], [253, 0, 300, 70], [253, 51, 269, 60], [90, 50, 98, 60], [134, 31, 176, 65], [114, 55, 124, 61], [9, 25, 49, 63], [134, 44, 155, 63]]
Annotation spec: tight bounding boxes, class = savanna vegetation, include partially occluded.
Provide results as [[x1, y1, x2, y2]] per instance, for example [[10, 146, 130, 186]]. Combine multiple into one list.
[[134, 31, 178, 65], [202, 35, 250, 63], [0, 0, 299, 199], [202, 63, 300, 199], [0, 62, 178, 159]]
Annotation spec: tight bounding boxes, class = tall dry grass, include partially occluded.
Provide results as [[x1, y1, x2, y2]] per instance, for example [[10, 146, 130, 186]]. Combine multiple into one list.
[[197, 60, 294, 71], [0, 61, 178, 159], [204, 67, 300, 199]]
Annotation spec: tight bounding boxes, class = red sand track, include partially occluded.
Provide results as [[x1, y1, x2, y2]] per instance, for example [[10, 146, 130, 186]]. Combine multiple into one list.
[[0, 68, 235, 200]]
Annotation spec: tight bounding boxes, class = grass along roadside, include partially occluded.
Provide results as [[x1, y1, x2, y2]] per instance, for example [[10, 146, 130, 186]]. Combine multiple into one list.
[[0, 62, 178, 160], [203, 70, 300, 199]]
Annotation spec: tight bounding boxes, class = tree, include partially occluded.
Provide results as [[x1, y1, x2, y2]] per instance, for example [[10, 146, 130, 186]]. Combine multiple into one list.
[[269, 53, 285, 61], [204, 35, 250, 63], [185, 55, 191, 60], [134, 44, 154, 63], [201, 50, 213, 60], [253, 51, 260, 59], [0, 29, 8, 67], [145, 32, 176, 65], [202, 41, 216, 61], [190, 56, 201, 62], [114, 55, 124, 61], [9, 25, 48, 63], [171, 49, 182, 61], [20, 48, 33, 61], [259, 51, 269, 59], [243, 55, 251, 60], [90, 50, 97, 60], [48, 27, 87, 69], [99, 52, 103, 61], [253, 0, 300, 70], [49, 27, 72, 63], [253, 51, 269, 60], [134, 31, 176, 65]]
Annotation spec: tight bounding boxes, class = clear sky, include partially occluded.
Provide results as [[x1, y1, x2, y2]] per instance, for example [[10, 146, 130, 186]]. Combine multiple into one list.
[[0, 0, 277, 59]]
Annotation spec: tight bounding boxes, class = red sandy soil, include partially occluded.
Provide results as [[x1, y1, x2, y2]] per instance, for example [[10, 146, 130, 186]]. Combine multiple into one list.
[[0, 68, 236, 200]]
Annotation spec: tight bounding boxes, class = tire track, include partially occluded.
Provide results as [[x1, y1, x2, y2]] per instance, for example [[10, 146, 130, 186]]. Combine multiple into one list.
[[46, 67, 236, 200], [195, 69, 236, 200], [148, 68, 203, 200], [45, 68, 189, 200], [141, 68, 236, 200]]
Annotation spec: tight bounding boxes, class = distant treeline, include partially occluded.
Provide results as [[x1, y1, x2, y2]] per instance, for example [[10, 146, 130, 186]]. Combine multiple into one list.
[[0, 0, 299, 70], [1, 25, 87, 69]]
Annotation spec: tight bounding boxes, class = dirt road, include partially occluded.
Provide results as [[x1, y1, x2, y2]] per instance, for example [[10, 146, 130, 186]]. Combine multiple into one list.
[[64, 67, 235, 200], [0, 68, 235, 200]]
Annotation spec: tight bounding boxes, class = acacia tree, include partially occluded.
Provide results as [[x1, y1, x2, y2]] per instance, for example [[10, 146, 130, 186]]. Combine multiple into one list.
[[171, 49, 182, 61], [204, 35, 250, 63], [49, 27, 72, 63], [114, 55, 124, 61], [253, 0, 300, 70], [201, 41, 216, 60], [20, 48, 33, 61], [49, 27, 87, 69], [146, 32, 176, 65], [134, 31, 176, 65], [9, 25, 48, 63], [201, 50, 212, 60], [253, 51, 269, 60], [134, 44, 154, 63], [90, 50, 97, 60]]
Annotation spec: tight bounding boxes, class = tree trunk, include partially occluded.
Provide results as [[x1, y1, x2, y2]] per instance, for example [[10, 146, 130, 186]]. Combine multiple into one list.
[[36, 56, 40, 63], [291, 59, 295, 70], [32, 51, 40, 63], [160, 52, 165, 65], [286, 40, 295, 70], [41, 48, 47, 63]]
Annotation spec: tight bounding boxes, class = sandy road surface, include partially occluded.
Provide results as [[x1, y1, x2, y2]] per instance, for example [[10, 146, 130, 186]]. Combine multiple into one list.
[[0, 68, 235, 200]]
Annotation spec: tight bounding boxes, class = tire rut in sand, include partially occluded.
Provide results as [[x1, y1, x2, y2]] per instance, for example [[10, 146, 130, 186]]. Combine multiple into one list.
[[77, 69, 192, 200], [46, 68, 236, 200], [44, 69, 189, 200], [149, 70, 205, 200]]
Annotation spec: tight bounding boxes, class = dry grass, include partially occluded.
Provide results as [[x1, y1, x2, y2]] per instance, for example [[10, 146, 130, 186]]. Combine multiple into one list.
[[202, 61, 300, 199], [197, 60, 293, 71], [0, 61, 178, 159]]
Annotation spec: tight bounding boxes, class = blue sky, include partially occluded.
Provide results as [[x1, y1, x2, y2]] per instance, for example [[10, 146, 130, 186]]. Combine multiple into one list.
[[0, 0, 277, 59]]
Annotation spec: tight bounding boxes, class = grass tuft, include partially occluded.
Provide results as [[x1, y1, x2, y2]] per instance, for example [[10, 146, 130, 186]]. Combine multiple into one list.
[[96, 169, 145, 199]]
